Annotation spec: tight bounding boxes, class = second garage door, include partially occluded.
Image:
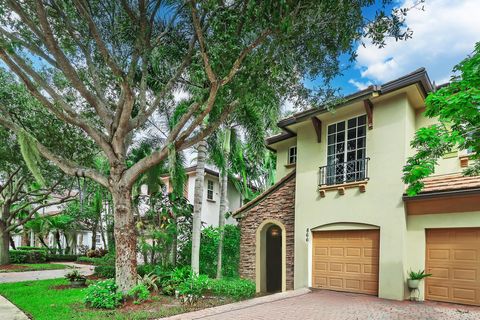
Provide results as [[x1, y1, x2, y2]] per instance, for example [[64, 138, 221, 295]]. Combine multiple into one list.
[[312, 229, 379, 295], [426, 228, 480, 306]]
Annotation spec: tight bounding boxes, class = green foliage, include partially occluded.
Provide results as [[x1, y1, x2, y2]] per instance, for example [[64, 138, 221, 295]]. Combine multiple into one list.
[[17, 246, 47, 251], [17, 129, 45, 186], [408, 269, 432, 280], [47, 254, 79, 262], [84, 279, 123, 309], [77, 256, 108, 266], [160, 266, 193, 296], [127, 284, 150, 305], [64, 269, 86, 281], [404, 42, 480, 194], [177, 273, 210, 304], [9, 250, 47, 264], [137, 272, 159, 292], [209, 278, 256, 300], [179, 225, 240, 278], [94, 266, 116, 279]]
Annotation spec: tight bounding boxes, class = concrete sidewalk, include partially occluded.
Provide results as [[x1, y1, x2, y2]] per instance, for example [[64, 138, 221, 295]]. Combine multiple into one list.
[[0, 262, 94, 284], [0, 295, 28, 320]]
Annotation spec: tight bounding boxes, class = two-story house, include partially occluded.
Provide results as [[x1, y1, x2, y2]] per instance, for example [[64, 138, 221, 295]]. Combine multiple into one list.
[[234, 68, 480, 306], [161, 165, 243, 226]]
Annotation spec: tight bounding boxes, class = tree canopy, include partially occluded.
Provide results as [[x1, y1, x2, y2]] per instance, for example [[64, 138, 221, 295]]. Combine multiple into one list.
[[403, 42, 480, 195]]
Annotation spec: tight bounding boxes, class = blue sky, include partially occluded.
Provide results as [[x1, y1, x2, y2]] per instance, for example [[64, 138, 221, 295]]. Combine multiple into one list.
[[305, 0, 480, 95]]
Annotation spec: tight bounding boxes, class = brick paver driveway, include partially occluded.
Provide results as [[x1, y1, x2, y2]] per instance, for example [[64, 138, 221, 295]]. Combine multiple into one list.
[[168, 290, 480, 320]]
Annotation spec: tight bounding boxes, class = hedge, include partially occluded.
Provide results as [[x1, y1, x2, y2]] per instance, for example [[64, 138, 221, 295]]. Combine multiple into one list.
[[16, 246, 47, 252], [94, 265, 116, 278], [9, 250, 47, 263], [47, 254, 79, 262]]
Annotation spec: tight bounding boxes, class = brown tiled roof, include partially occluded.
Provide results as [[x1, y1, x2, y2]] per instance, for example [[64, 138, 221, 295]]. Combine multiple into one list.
[[421, 174, 480, 193]]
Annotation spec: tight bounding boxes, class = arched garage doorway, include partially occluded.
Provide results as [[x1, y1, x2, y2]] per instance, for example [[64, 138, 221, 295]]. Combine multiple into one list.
[[256, 219, 286, 293]]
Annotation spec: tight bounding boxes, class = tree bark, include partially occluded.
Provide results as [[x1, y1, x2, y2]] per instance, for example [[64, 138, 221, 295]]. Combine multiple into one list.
[[191, 140, 207, 274], [91, 226, 97, 250], [216, 167, 228, 278], [9, 236, 16, 250], [21, 229, 29, 246], [55, 230, 62, 254], [111, 183, 137, 293], [0, 227, 10, 265]]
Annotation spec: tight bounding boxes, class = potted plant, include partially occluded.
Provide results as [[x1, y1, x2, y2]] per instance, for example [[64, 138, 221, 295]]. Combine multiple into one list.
[[407, 269, 432, 290], [65, 269, 87, 287]]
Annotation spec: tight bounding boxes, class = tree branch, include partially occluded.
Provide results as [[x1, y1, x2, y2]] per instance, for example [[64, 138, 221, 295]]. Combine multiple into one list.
[[190, 0, 217, 83]]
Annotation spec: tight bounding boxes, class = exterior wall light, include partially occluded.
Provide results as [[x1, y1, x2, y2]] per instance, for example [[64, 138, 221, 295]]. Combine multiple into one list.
[[306, 228, 310, 242], [270, 226, 280, 237]]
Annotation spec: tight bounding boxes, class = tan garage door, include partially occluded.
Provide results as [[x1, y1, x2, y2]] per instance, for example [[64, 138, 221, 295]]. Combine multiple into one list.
[[312, 230, 379, 295], [426, 228, 480, 306]]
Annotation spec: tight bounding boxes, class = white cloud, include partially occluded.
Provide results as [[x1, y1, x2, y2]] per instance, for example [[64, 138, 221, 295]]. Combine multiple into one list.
[[348, 79, 373, 90], [355, 0, 480, 85]]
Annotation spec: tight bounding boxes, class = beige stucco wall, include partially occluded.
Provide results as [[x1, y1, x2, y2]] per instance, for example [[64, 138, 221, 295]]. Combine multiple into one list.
[[294, 94, 414, 300], [406, 211, 480, 300], [186, 173, 241, 227], [273, 137, 297, 182], [414, 108, 463, 175]]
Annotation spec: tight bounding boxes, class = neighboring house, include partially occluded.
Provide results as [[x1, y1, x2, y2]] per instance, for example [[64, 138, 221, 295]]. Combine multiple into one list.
[[234, 68, 480, 306], [161, 165, 244, 227]]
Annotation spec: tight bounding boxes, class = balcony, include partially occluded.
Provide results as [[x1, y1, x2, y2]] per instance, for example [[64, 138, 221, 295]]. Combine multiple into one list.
[[318, 158, 370, 196]]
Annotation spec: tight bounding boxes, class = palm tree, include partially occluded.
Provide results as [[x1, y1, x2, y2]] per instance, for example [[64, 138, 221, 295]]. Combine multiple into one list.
[[209, 96, 281, 278], [191, 139, 207, 274]]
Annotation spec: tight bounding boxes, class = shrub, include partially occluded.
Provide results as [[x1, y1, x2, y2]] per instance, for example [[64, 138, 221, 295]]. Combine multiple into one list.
[[177, 273, 210, 304], [65, 269, 86, 281], [78, 245, 89, 255], [161, 266, 192, 296], [9, 249, 47, 263], [77, 256, 112, 266], [137, 264, 156, 277], [48, 254, 79, 262], [137, 272, 159, 292], [86, 248, 108, 258], [84, 279, 123, 309], [94, 265, 116, 278], [178, 225, 240, 278], [16, 246, 47, 251], [209, 278, 256, 300], [127, 284, 150, 305]]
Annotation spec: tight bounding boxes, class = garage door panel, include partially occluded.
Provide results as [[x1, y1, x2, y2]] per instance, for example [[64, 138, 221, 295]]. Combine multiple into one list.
[[312, 230, 379, 296], [426, 228, 480, 306]]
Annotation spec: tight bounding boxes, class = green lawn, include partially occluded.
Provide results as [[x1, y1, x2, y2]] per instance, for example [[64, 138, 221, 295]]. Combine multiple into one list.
[[0, 263, 70, 273], [0, 278, 225, 320]]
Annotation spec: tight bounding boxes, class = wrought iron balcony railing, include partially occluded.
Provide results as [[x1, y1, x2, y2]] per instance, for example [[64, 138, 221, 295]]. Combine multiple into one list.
[[319, 158, 370, 186]]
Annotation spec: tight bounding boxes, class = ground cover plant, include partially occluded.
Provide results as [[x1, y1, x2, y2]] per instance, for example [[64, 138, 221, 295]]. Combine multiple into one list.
[[0, 278, 240, 320]]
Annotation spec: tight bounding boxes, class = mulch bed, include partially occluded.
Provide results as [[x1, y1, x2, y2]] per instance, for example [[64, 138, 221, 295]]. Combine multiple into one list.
[[0, 264, 28, 271]]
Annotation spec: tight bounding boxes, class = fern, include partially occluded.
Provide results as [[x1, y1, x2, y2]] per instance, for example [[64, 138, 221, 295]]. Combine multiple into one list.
[[17, 129, 45, 186]]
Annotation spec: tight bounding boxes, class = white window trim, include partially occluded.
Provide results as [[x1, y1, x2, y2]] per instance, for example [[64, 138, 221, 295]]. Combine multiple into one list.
[[325, 114, 368, 184], [288, 146, 297, 165], [207, 180, 214, 201]]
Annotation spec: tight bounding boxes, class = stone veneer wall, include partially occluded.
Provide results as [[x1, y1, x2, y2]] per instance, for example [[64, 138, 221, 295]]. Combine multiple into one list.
[[238, 175, 295, 290]]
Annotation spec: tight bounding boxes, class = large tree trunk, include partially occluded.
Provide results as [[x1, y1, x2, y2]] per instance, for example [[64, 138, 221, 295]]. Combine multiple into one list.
[[216, 168, 229, 278], [0, 227, 10, 265], [191, 140, 207, 274], [111, 183, 137, 293]]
